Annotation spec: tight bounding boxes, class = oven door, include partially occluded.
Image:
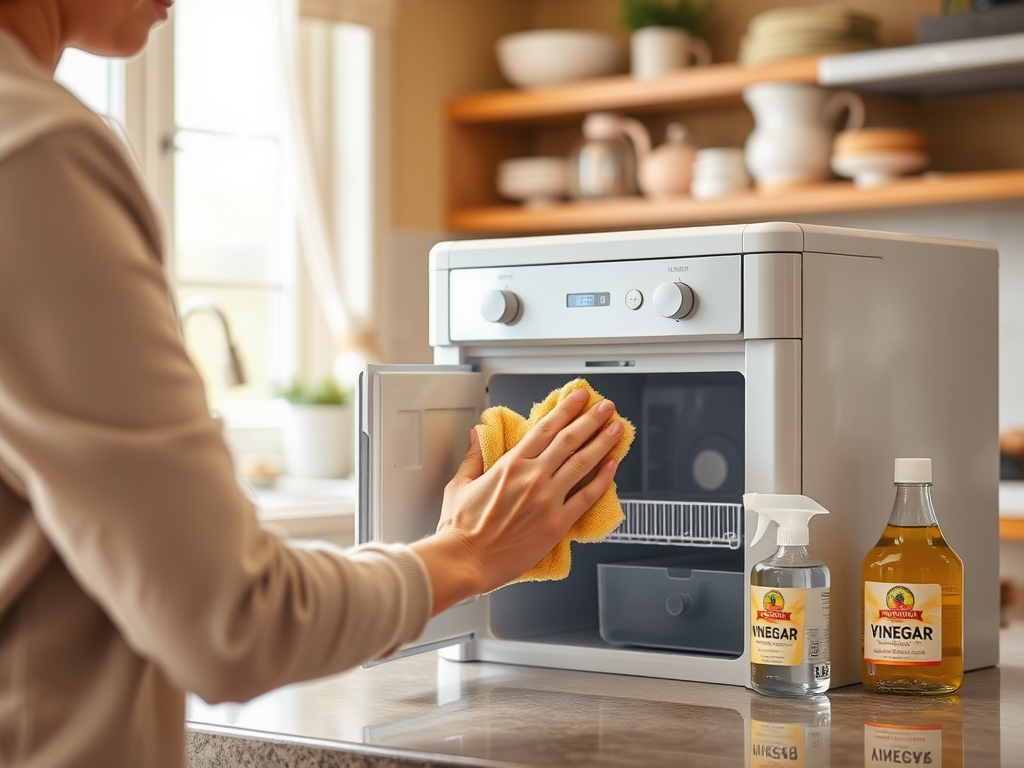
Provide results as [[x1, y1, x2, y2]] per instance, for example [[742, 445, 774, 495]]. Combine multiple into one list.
[[358, 364, 488, 662]]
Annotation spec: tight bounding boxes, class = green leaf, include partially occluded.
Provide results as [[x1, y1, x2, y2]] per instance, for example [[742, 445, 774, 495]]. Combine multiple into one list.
[[273, 376, 352, 406], [619, 0, 714, 33]]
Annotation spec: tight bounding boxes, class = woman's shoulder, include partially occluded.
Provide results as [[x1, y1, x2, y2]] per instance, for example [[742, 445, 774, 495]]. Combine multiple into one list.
[[0, 42, 113, 166]]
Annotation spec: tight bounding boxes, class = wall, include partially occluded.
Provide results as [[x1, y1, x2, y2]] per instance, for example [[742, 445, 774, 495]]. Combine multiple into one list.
[[391, 0, 528, 231], [1004, 539, 1024, 623], [381, 0, 528, 363], [383, 0, 1024, 432]]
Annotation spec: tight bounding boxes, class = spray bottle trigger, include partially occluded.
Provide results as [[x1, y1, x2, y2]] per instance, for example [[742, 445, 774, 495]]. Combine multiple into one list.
[[750, 513, 771, 547], [744, 492, 771, 547]]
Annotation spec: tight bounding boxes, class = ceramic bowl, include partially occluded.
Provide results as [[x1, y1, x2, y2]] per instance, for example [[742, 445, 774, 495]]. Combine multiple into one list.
[[691, 148, 751, 198], [693, 147, 746, 168], [496, 30, 624, 89], [831, 150, 929, 188], [692, 148, 749, 179], [496, 156, 570, 207], [691, 178, 751, 199], [834, 128, 927, 156]]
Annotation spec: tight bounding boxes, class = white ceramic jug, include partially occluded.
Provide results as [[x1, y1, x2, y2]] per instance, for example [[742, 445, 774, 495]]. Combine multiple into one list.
[[569, 112, 652, 199], [742, 82, 865, 188]]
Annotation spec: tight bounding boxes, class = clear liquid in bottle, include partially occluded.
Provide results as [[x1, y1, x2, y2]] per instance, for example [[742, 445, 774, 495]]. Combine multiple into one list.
[[751, 547, 832, 697]]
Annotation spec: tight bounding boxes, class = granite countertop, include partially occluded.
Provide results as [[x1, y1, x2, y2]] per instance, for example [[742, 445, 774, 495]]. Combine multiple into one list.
[[186, 624, 1024, 767]]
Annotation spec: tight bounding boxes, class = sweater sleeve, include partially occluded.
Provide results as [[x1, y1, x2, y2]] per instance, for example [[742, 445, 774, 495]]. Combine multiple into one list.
[[0, 126, 431, 704]]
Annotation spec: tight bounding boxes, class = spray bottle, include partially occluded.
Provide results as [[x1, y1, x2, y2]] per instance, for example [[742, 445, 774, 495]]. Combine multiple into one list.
[[744, 493, 831, 697]]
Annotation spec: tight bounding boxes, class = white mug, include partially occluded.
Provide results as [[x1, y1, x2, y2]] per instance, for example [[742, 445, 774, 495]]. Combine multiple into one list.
[[630, 27, 711, 80]]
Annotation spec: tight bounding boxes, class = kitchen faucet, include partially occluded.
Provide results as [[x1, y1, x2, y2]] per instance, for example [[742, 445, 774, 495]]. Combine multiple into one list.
[[178, 297, 247, 387]]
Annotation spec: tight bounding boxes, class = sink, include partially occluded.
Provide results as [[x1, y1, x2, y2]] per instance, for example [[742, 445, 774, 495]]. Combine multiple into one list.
[[249, 476, 355, 547]]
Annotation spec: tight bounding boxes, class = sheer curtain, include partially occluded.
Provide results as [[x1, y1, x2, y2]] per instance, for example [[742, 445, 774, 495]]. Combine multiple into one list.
[[280, 0, 394, 378]]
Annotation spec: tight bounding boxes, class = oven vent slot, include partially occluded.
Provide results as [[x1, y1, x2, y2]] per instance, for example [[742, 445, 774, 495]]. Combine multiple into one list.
[[608, 500, 743, 549]]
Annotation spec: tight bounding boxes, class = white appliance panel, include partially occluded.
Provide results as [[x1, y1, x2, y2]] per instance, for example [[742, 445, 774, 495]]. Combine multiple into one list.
[[448, 254, 742, 342], [361, 365, 483, 544], [359, 364, 489, 660]]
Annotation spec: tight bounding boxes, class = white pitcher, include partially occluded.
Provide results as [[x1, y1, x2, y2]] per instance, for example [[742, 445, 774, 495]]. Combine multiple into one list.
[[743, 82, 865, 188]]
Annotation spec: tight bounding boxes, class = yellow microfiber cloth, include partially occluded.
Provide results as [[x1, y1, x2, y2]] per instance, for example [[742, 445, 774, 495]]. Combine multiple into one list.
[[476, 378, 636, 583]]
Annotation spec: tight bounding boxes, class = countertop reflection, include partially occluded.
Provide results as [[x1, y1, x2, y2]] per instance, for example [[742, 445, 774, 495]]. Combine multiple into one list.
[[186, 624, 1024, 767]]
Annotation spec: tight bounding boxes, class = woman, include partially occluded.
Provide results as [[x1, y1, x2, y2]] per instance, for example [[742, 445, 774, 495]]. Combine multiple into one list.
[[0, 1, 623, 766]]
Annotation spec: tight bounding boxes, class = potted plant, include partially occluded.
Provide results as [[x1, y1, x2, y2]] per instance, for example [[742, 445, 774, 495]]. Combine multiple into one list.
[[276, 376, 355, 479], [620, 0, 714, 79]]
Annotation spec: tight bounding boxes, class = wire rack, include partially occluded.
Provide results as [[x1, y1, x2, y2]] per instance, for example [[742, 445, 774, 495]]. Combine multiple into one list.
[[607, 499, 743, 549]]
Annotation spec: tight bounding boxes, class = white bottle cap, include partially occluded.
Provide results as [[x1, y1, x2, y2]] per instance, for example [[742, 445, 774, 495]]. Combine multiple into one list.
[[894, 457, 932, 484]]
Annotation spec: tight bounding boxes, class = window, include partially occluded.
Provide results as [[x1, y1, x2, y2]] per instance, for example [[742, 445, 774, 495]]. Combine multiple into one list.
[[171, 0, 295, 408], [54, 1, 385, 422], [55, 50, 124, 120]]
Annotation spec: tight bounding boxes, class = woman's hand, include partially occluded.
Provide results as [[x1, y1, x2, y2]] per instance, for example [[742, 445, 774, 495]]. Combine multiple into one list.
[[409, 388, 622, 615]]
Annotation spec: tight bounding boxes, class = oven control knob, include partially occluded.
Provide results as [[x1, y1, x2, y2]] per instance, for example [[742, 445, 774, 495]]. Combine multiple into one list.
[[481, 289, 521, 325], [653, 282, 696, 320]]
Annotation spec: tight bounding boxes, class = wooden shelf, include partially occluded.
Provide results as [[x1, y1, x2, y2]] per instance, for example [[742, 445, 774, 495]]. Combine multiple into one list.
[[449, 56, 821, 125], [447, 169, 1024, 235], [445, 51, 1024, 235], [1002, 517, 1024, 541]]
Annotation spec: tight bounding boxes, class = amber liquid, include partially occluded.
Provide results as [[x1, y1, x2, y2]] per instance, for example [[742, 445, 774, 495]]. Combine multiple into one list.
[[861, 524, 963, 695], [864, 694, 964, 767]]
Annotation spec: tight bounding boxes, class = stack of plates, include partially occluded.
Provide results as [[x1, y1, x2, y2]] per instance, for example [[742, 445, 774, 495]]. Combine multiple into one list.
[[690, 148, 751, 199], [738, 6, 879, 66], [496, 156, 570, 207], [831, 128, 929, 188]]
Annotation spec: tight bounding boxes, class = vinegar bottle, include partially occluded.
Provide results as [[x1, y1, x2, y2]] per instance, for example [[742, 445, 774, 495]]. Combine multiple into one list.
[[745, 493, 831, 697], [861, 458, 963, 694]]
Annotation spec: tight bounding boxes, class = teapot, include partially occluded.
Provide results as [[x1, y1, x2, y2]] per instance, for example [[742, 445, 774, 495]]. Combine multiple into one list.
[[638, 122, 697, 199], [743, 82, 865, 188], [569, 112, 651, 199]]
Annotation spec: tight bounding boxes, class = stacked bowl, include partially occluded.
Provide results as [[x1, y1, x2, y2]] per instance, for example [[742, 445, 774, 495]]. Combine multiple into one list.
[[496, 156, 570, 207], [690, 148, 751, 200], [496, 30, 625, 89], [738, 6, 878, 65], [831, 128, 929, 188]]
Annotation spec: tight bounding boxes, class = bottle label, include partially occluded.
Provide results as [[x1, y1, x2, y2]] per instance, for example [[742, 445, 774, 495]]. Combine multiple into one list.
[[752, 719, 831, 768], [750, 586, 830, 667], [864, 722, 942, 767], [864, 581, 942, 665], [750, 721, 804, 767]]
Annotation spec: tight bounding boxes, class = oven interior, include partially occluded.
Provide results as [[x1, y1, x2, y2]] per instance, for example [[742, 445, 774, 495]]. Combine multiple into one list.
[[484, 371, 748, 657]]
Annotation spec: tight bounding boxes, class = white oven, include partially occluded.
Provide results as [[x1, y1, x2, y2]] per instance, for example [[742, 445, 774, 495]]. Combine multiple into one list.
[[357, 221, 1000, 688]]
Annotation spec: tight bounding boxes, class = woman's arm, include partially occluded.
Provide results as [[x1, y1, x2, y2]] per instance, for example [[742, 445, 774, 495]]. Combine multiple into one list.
[[0, 122, 622, 703], [0, 126, 431, 703]]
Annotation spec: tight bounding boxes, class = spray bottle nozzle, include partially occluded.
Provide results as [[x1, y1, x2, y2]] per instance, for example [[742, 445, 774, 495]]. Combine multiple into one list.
[[744, 493, 829, 547]]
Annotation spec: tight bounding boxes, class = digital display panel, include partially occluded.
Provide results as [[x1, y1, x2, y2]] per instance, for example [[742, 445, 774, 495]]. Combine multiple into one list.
[[566, 292, 610, 308]]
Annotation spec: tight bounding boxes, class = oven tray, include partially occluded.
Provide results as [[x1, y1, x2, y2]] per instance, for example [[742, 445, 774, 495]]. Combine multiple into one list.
[[597, 558, 745, 653], [608, 500, 743, 549]]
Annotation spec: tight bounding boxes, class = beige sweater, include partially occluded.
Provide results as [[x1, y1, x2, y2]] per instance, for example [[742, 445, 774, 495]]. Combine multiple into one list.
[[0, 30, 431, 768]]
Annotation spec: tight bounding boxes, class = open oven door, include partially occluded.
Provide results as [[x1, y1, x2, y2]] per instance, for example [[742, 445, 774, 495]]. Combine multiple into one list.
[[358, 364, 488, 663]]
